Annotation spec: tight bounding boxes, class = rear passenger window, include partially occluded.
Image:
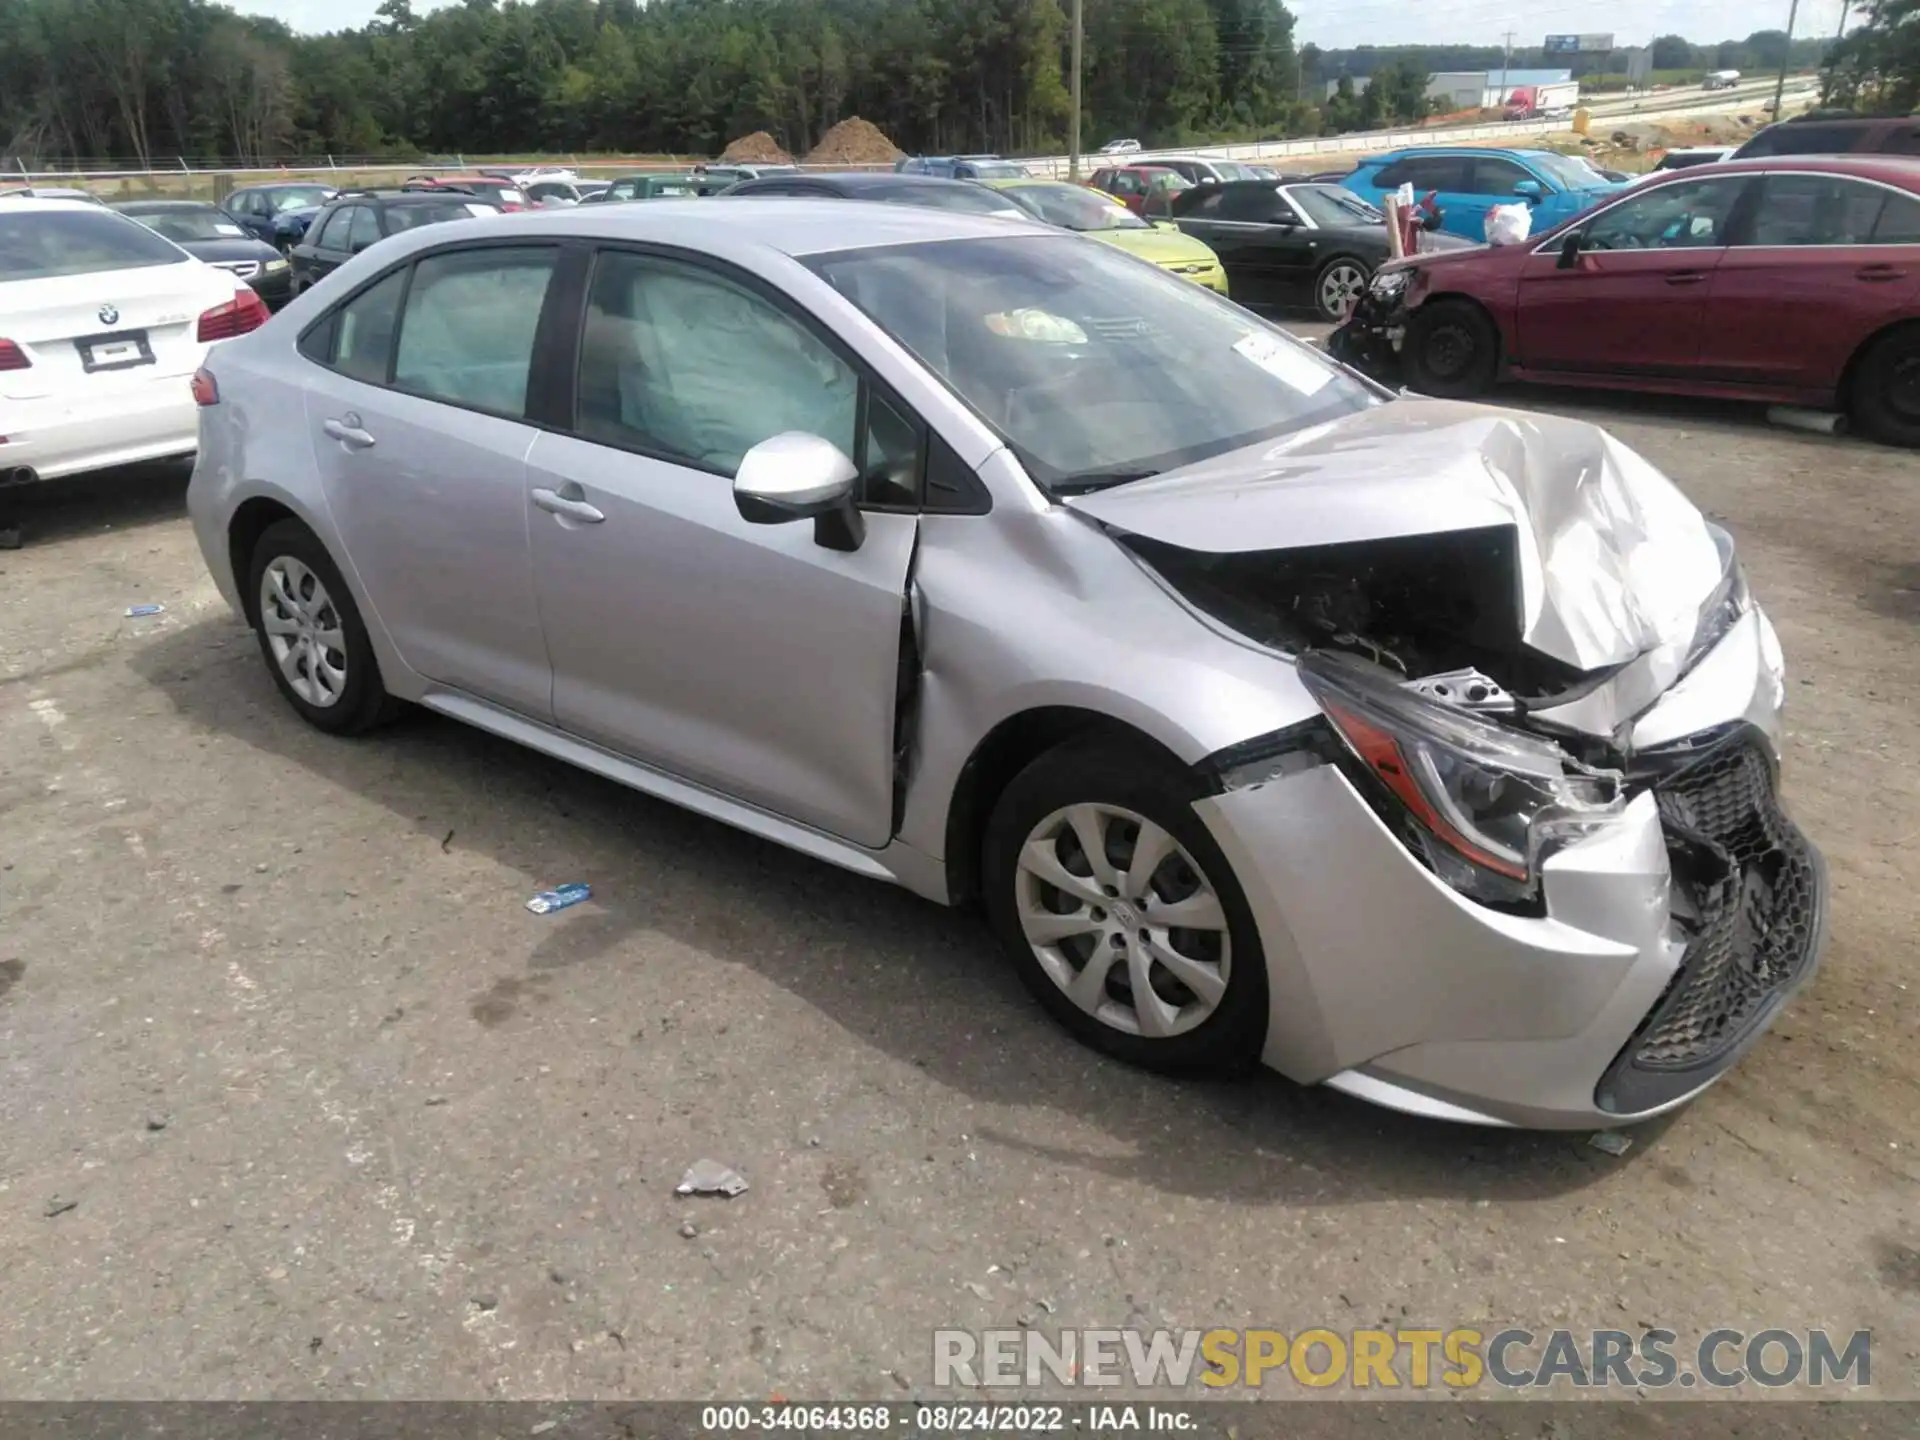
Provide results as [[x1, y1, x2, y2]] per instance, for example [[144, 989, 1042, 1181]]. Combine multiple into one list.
[[312, 207, 353, 252], [1219, 185, 1285, 222], [346, 206, 381, 254], [392, 247, 556, 418], [1375, 156, 1470, 192], [1748, 175, 1887, 246], [309, 267, 407, 383], [1466, 157, 1533, 196]]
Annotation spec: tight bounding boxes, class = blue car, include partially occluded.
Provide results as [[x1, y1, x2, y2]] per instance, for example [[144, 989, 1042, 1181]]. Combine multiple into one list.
[[222, 182, 338, 252], [1341, 148, 1627, 242]]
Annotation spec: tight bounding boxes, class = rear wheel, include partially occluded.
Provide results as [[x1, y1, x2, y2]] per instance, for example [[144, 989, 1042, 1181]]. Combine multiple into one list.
[[1314, 256, 1371, 322], [1848, 326, 1920, 449], [982, 740, 1268, 1074], [247, 519, 401, 735], [1403, 298, 1500, 398]]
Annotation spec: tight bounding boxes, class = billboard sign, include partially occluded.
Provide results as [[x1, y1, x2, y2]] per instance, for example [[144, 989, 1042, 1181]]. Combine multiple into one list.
[[1544, 33, 1615, 53]]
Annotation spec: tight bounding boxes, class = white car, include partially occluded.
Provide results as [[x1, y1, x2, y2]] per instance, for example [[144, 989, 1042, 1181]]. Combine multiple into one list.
[[0, 199, 268, 484], [1099, 138, 1144, 155]]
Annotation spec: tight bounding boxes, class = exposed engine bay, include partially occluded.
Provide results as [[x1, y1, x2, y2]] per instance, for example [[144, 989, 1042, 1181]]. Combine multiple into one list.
[[1121, 527, 1605, 710]]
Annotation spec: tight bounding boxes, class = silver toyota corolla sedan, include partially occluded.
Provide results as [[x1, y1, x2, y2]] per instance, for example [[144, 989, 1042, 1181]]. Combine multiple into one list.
[[185, 200, 1826, 1130]]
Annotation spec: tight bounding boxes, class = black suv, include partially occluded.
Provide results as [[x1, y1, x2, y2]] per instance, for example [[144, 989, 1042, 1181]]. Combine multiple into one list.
[[289, 189, 501, 297], [1732, 113, 1920, 159]]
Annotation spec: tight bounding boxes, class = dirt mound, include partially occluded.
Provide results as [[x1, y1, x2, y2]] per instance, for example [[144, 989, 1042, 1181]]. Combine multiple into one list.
[[720, 131, 792, 164], [805, 117, 903, 167]]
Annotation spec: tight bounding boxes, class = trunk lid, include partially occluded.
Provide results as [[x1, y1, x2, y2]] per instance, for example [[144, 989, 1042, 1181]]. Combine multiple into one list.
[[0, 261, 233, 400], [1064, 398, 1723, 673]]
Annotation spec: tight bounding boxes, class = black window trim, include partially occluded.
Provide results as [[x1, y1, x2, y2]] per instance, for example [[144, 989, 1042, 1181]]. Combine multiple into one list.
[[1527, 173, 1761, 257], [549, 239, 987, 515], [1465, 154, 1537, 197]]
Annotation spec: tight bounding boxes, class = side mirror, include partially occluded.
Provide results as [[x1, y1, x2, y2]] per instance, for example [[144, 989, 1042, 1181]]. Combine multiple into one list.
[[1513, 179, 1547, 205], [1557, 231, 1584, 269], [733, 432, 864, 552]]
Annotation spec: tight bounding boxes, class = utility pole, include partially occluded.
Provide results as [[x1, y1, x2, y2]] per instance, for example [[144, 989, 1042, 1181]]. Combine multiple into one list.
[[1499, 30, 1516, 105], [1773, 0, 1799, 120], [1834, 0, 1850, 42], [1068, 0, 1084, 180]]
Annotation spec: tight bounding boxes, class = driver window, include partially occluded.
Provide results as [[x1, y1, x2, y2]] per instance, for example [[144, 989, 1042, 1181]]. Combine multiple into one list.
[[575, 251, 858, 476], [1583, 178, 1746, 250]]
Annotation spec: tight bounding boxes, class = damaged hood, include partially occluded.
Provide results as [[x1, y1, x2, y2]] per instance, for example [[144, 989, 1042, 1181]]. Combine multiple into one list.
[[1065, 399, 1722, 673]]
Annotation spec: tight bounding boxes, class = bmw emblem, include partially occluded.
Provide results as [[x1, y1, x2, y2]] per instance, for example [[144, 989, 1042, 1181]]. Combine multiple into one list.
[[98, 304, 119, 326]]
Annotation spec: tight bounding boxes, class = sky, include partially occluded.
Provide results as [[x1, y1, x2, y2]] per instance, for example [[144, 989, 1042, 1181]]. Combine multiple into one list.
[[239, 0, 1857, 48]]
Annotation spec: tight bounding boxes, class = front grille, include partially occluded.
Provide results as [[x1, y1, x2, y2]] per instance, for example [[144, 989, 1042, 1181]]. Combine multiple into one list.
[[213, 260, 261, 280], [1596, 726, 1826, 1114]]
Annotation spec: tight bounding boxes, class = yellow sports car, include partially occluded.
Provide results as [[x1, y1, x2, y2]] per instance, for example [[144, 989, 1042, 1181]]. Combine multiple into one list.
[[982, 178, 1229, 296]]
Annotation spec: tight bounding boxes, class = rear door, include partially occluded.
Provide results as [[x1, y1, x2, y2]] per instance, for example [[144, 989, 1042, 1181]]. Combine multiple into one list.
[[1515, 174, 1752, 376], [1178, 185, 1301, 304], [226, 190, 273, 243], [300, 206, 355, 285], [524, 246, 918, 846], [1459, 155, 1538, 242], [297, 244, 561, 719], [1699, 173, 1920, 393], [1372, 154, 1473, 237]]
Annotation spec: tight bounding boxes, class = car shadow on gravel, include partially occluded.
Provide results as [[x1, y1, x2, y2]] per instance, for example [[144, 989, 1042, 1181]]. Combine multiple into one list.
[[1, 460, 192, 547], [132, 616, 1634, 1208]]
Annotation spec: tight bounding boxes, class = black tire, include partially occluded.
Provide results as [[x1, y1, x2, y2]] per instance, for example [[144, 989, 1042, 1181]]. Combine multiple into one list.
[[246, 518, 401, 735], [981, 739, 1269, 1074], [1848, 326, 1920, 449], [1312, 254, 1372, 323], [1402, 297, 1500, 398]]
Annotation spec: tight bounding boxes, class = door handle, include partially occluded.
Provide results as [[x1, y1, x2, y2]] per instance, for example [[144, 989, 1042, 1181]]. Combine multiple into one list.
[[1857, 264, 1907, 282], [532, 485, 605, 524], [322, 414, 375, 449], [1664, 271, 1708, 285]]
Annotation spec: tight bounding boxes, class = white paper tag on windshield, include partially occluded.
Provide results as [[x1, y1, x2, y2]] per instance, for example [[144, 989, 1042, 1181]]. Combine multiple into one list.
[[215, 223, 244, 236], [1233, 330, 1333, 396]]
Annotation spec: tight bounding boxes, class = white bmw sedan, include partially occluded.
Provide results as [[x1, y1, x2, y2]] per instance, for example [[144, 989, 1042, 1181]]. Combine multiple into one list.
[[1, 198, 268, 484]]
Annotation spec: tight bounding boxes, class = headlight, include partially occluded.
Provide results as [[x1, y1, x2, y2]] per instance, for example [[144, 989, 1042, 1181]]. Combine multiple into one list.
[[1368, 268, 1411, 300], [264, 258, 289, 272], [1297, 650, 1624, 906], [1684, 523, 1750, 673]]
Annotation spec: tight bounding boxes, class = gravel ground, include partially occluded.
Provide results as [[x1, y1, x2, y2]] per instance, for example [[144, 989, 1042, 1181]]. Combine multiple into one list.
[[0, 367, 1915, 1405]]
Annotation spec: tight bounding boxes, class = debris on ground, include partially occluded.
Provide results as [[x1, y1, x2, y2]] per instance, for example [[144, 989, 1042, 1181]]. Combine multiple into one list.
[[144, 1113, 168, 1132], [1588, 1130, 1634, 1157], [125, 604, 165, 617], [805, 117, 903, 167], [720, 131, 791, 164], [679, 1219, 700, 1239], [526, 882, 590, 915], [676, 1159, 749, 1197], [44, 1196, 78, 1217], [471, 1293, 499, 1311]]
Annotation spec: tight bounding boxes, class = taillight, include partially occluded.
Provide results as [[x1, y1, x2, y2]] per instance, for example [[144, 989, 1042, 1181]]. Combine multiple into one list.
[[191, 368, 219, 406], [0, 338, 29, 371], [197, 288, 270, 343]]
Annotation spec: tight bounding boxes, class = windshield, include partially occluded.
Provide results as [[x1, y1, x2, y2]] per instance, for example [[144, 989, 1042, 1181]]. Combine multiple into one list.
[[1288, 185, 1383, 227], [130, 207, 249, 242], [806, 235, 1374, 494], [0, 208, 186, 281], [1006, 183, 1148, 232], [1212, 161, 1264, 181], [268, 186, 333, 213], [880, 183, 1025, 218], [1528, 153, 1609, 191], [965, 161, 1028, 179], [387, 202, 480, 231]]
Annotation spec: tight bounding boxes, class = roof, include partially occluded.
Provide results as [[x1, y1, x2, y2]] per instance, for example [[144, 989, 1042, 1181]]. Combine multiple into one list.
[[751, 172, 993, 193], [1664, 154, 1920, 184], [411, 195, 1052, 259], [114, 198, 218, 211], [0, 196, 109, 212]]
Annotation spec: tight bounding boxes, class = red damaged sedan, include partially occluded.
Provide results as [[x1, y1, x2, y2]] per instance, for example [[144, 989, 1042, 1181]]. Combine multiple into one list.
[[1329, 155, 1920, 446]]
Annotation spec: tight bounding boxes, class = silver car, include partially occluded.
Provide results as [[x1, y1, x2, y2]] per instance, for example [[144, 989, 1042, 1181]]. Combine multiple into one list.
[[185, 201, 1826, 1131]]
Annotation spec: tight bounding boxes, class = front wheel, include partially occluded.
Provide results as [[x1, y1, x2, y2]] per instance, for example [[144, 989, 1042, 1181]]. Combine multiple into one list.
[[1314, 256, 1371, 323], [1402, 298, 1500, 398], [1849, 326, 1920, 449], [982, 740, 1269, 1074]]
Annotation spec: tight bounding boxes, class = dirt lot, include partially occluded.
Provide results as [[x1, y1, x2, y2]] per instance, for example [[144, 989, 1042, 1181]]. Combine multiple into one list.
[[0, 363, 1916, 1406]]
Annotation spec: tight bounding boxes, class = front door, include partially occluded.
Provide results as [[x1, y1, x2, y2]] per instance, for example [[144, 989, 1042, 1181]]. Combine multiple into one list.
[[1516, 175, 1752, 376], [526, 248, 917, 847], [300, 245, 561, 719]]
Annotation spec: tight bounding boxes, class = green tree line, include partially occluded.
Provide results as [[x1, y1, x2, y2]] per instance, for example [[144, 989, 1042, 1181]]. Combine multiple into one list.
[[1823, 0, 1920, 115], [0, 0, 1302, 166]]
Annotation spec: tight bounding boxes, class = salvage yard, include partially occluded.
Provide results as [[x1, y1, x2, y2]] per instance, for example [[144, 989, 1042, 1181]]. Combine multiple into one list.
[[0, 369, 1916, 1401]]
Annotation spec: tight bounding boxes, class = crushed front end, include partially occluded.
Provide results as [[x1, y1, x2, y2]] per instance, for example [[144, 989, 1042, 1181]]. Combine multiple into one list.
[[1326, 267, 1413, 386]]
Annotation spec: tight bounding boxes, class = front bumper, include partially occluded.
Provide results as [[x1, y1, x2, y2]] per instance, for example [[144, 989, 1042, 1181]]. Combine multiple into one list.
[[1194, 643, 1826, 1131], [1161, 259, 1229, 295], [0, 373, 198, 481], [248, 266, 295, 311], [1326, 286, 1408, 383]]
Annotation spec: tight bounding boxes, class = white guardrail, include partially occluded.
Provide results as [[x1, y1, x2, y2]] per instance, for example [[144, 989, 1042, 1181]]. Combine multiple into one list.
[[14, 81, 1820, 185]]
